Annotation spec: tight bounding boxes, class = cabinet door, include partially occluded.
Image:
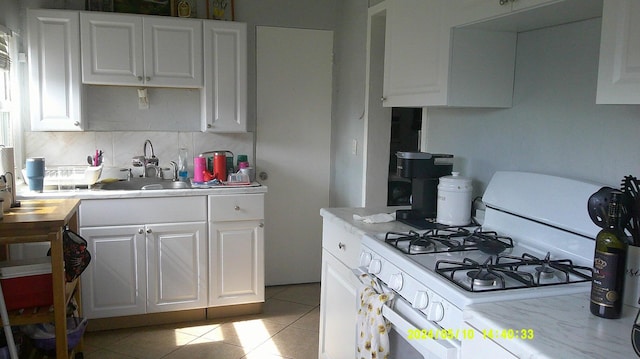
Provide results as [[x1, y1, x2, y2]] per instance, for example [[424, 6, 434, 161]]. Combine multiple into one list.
[[27, 10, 83, 131], [383, 0, 450, 107], [80, 12, 144, 86], [146, 222, 208, 313], [80, 225, 146, 319], [451, 0, 558, 26], [209, 220, 264, 306], [597, 0, 640, 104], [143, 16, 203, 88], [318, 249, 359, 359], [202, 21, 247, 132]]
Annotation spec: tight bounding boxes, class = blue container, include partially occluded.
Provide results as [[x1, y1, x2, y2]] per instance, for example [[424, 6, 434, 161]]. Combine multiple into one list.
[[25, 157, 45, 192]]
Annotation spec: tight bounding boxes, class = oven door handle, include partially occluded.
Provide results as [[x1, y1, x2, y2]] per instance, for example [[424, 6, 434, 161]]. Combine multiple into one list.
[[352, 267, 459, 359], [382, 297, 459, 359]]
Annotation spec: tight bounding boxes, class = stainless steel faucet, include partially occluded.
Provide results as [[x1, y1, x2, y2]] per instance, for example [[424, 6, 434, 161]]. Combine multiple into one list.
[[132, 139, 160, 178]]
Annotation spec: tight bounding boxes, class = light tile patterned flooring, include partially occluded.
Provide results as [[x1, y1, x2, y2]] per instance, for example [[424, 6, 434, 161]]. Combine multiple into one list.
[[81, 283, 320, 359]]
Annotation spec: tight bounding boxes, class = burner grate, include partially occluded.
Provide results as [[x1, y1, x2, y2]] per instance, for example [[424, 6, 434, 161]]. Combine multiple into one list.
[[435, 252, 593, 292]]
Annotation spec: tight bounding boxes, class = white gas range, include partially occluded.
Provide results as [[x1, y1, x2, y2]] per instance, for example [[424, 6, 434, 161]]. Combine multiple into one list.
[[358, 171, 604, 359]]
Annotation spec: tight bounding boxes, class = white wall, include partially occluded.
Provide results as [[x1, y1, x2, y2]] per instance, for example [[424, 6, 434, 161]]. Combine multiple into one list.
[[424, 18, 640, 197], [330, 0, 368, 207]]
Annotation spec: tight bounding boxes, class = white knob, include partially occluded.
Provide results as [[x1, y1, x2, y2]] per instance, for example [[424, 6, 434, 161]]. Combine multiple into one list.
[[146, 228, 152, 234], [413, 291, 429, 310], [234, 205, 240, 211], [427, 302, 445, 322], [368, 259, 382, 274], [389, 273, 403, 291], [359, 252, 372, 267], [73, 121, 80, 126], [338, 242, 346, 250], [138, 228, 144, 234]]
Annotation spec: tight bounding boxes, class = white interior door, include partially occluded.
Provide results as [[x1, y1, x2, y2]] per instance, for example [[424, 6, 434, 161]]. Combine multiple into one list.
[[256, 26, 333, 285]]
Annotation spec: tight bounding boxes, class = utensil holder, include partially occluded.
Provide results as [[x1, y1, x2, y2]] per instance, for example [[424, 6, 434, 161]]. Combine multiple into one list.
[[625, 245, 640, 308]]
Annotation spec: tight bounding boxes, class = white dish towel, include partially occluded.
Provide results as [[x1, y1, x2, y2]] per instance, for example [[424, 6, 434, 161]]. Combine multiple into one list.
[[353, 212, 395, 224], [356, 272, 394, 359]]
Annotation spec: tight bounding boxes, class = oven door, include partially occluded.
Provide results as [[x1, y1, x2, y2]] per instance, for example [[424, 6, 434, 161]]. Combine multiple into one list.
[[353, 268, 459, 359]]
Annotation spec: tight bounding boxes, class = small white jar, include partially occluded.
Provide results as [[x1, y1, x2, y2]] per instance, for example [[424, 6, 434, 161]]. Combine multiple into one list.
[[437, 172, 473, 226]]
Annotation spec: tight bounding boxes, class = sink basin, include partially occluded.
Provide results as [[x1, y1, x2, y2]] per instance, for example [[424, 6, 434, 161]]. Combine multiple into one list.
[[98, 178, 192, 190]]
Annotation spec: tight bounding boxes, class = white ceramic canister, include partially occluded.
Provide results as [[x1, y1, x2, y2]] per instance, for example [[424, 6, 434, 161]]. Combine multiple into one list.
[[437, 172, 473, 226]]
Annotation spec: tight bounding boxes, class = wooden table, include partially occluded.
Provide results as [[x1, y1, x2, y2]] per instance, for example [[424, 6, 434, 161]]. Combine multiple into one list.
[[0, 199, 82, 359]]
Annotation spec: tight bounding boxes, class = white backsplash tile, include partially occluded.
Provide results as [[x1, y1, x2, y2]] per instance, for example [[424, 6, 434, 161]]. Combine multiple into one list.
[[24, 131, 255, 180]]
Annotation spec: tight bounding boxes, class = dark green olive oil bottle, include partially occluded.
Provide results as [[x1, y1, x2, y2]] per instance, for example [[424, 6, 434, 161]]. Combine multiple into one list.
[[590, 191, 628, 319]]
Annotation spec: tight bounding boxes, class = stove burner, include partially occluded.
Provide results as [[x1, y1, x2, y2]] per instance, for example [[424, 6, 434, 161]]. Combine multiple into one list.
[[435, 252, 593, 292], [409, 239, 435, 254], [535, 265, 556, 279], [467, 270, 497, 287]]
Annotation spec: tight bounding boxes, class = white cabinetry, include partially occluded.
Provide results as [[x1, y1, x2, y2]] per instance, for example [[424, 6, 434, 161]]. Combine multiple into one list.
[[208, 194, 264, 307], [80, 12, 203, 88], [461, 323, 518, 359], [382, 0, 516, 108], [597, 0, 640, 104], [79, 196, 207, 319], [318, 220, 361, 359], [27, 9, 83, 131], [201, 21, 247, 132], [451, 0, 558, 26]]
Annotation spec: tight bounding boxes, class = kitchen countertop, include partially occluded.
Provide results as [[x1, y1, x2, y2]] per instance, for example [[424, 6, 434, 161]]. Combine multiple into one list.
[[17, 182, 267, 200], [319, 206, 414, 237], [464, 292, 638, 358]]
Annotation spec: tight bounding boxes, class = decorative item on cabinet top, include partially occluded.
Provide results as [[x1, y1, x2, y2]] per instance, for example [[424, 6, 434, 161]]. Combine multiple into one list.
[[207, 0, 235, 21]]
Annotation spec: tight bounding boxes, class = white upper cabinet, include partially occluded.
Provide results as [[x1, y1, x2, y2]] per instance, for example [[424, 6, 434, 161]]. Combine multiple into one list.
[[450, 0, 559, 27], [27, 9, 83, 131], [596, 0, 640, 104], [382, 0, 516, 108], [80, 12, 203, 88], [201, 21, 247, 132]]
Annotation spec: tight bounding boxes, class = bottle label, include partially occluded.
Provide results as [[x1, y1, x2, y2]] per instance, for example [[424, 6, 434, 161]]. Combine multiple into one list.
[[590, 250, 621, 307]]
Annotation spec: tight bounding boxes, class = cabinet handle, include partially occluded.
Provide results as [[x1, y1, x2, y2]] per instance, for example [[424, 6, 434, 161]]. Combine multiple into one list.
[[137, 76, 143, 82], [380, 97, 386, 102], [73, 121, 80, 127], [234, 205, 240, 211], [207, 123, 212, 128], [146, 228, 152, 234], [338, 242, 346, 250], [259, 223, 264, 228], [145, 76, 151, 82], [138, 228, 144, 234]]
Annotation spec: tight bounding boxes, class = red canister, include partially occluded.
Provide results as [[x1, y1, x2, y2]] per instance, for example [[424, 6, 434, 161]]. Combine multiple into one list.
[[213, 153, 227, 181]]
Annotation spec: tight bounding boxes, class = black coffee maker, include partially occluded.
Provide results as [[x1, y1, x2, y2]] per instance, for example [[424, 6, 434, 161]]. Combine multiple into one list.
[[395, 152, 453, 229]]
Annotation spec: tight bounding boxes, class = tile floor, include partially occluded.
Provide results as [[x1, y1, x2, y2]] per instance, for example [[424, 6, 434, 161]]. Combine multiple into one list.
[[79, 283, 321, 359]]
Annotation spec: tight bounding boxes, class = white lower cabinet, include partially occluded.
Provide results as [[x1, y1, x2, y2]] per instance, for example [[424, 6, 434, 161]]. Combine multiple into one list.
[[461, 323, 518, 359], [209, 220, 264, 306], [208, 194, 265, 307], [318, 219, 361, 359], [80, 196, 207, 319], [319, 249, 359, 359]]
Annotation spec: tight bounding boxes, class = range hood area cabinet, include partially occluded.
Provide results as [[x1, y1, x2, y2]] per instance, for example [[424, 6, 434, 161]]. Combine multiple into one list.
[[27, 9, 83, 131], [80, 12, 203, 88], [27, 9, 247, 133], [381, 0, 517, 108], [596, 0, 640, 104]]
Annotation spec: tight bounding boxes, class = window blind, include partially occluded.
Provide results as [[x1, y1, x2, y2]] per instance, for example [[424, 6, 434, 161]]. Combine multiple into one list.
[[0, 32, 10, 71]]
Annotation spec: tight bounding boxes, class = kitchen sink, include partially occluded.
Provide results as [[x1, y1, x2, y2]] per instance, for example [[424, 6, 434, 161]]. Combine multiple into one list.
[[98, 178, 192, 190]]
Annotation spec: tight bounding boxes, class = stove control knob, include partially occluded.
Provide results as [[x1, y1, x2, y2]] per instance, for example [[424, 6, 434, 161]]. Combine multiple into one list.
[[368, 259, 382, 274], [412, 291, 429, 310], [389, 273, 403, 291], [427, 302, 445, 322], [359, 252, 372, 267]]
